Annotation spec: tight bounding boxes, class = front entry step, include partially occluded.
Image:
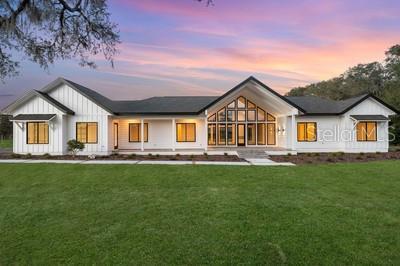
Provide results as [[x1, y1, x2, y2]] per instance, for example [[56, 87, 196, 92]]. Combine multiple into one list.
[[237, 149, 270, 159]]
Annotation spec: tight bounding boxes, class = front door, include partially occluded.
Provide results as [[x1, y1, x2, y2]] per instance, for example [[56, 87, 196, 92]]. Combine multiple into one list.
[[237, 124, 245, 146], [113, 123, 118, 149]]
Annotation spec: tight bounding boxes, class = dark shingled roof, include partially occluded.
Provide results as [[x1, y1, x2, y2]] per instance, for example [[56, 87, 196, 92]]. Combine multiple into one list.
[[285, 94, 372, 115], [112, 96, 219, 115], [30, 77, 398, 116], [35, 91, 75, 115], [12, 114, 56, 121], [350, 115, 390, 121]]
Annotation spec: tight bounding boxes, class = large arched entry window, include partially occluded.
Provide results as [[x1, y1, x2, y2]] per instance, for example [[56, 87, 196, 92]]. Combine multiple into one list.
[[207, 96, 276, 146]]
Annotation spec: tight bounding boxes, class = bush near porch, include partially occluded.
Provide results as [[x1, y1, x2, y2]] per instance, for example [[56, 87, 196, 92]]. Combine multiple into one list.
[[0, 162, 399, 265]]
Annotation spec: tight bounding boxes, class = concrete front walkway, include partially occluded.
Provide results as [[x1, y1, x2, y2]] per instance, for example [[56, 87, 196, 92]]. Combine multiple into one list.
[[0, 159, 294, 166]]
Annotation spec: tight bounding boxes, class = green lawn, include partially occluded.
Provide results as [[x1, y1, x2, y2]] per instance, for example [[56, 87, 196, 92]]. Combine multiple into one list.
[[0, 162, 399, 265], [0, 138, 12, 149]]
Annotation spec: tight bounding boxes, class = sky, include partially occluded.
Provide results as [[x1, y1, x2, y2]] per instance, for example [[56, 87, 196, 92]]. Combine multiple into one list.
[[1, 0, 400, 108]]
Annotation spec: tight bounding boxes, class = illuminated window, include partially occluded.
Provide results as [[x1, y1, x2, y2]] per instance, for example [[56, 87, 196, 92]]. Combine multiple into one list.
[[247, 100, 256, 109], [217, 108, 226, 122], [227, 110, 236, 122], [357, 122, 377, 141], [177, 123, 196, 142], [267, 123, 276, 145], [237, 110, 246, 121], [76, 122, 97, 143], [297, 122, 317, 142], [257, 123, 266, 145], [257, 107, 266, 121], [129, 123, 148, 142], [227, 124, 236, 145], [27, 122, 49, 144], [267, 113, 276, 121], [207, 114, 216, 122], [208, 124, 216, 145], [237, 96, 246, 108], [227, 100, 236, 109], [218, 124, 226, 145], [247, 123, 256, 145], [247, 110, 256, 121]]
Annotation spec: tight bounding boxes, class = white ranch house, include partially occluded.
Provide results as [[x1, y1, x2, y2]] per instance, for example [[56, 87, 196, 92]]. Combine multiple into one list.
[[2, 77, 398, 155]]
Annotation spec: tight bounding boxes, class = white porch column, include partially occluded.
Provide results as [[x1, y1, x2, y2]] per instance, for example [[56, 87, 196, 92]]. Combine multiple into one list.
[[140, 119, 144, 151], [204, 117, 208, 152], [291, 114, 296, 151], [171, 118, 176, 151]]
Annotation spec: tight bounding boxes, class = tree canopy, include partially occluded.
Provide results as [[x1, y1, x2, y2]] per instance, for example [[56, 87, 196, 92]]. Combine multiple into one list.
[[287, 44, 400, 144]]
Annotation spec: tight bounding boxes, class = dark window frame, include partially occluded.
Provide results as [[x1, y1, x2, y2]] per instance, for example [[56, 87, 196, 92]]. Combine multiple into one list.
[[218, 124, 226, 145], [76, 122, 98, 144], [26, 122, 49, 144], [247, 109, 256, 122], [129, 123, 149, 143], [227, 123, 236, 145], [356, 121, 377, 142], [267, 123, 276, 145], [217, 107, 226, 122], [247, 123, 256, 145], [257, 107, 266, 122], [227, 110, 236, 122], [176, 123, 196, 142], [297, 122, 317, 142], [207, 124, 216, 145]]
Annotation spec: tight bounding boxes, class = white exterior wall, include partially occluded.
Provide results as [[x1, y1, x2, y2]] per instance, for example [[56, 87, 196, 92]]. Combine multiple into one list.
[[343, 98, 395, 153], [113, 117, 207, 151], [295, 116, 344, 153], [277, 116, 287, 148], [48, 84, 111, 155], [12, 96, 65, 155]]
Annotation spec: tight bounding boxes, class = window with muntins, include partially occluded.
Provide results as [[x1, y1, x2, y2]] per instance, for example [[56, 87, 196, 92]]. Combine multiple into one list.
[[177, 123, 196, 142], [297, 122, 317, 142], [206, 96, 277, 146], [76, 122, 98, 143], [27, 122, 49, 144], [129, 123, 148, 142], [357, 122, 377, 141]]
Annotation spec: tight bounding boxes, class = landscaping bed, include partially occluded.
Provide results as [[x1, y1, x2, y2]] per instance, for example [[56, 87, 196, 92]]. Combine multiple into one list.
[[271, 151, 400, 164], [0, 153, 245, 162]]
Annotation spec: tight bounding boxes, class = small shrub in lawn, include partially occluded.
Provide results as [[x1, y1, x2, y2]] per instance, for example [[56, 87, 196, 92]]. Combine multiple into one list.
[[148, 153, 152, 156], [224, 152, 228, 156], [359, 152, 364, 156], [287, 153, 292, 156], [43, 153, 51, 159], [338, 152, 345, 156], [326, 158, 335, 162], [111, 151, 119, 156], [190, 154, 194, 159], [306, 153, 312, 157], [313, 153, 320, 157], [376, 151, 381, 155], [170, 157, 178, 160], [176, 153, 180, 157], [25, 153, 32, 159], [156, 154, 160, 158], [356, 155, 363, 160], [128, 153, 136, 159], [331, 153, 338, 157], [203, 152, 208, 156]]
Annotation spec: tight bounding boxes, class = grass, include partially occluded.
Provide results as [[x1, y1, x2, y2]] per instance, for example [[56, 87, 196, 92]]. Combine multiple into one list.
[[0, 138, 12, 149], [0, 162, 399, 265]]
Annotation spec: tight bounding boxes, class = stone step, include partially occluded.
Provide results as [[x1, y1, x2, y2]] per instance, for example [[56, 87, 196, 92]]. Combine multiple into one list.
[[237, 149, 270, 159]]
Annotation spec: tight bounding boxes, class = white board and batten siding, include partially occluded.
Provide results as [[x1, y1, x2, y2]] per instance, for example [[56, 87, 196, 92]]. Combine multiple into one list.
[[12, 96, 65, 155], [48, 84, 112, 155], [344, 98, 396, 153]]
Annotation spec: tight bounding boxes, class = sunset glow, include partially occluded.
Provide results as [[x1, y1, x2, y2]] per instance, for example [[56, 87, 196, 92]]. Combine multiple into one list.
[[1, 0, 399, 108]]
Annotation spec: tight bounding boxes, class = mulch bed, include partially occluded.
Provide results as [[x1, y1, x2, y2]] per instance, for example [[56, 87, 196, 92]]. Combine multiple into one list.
[[271, 151, 400, 165], [0, 153, 246, 162]]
